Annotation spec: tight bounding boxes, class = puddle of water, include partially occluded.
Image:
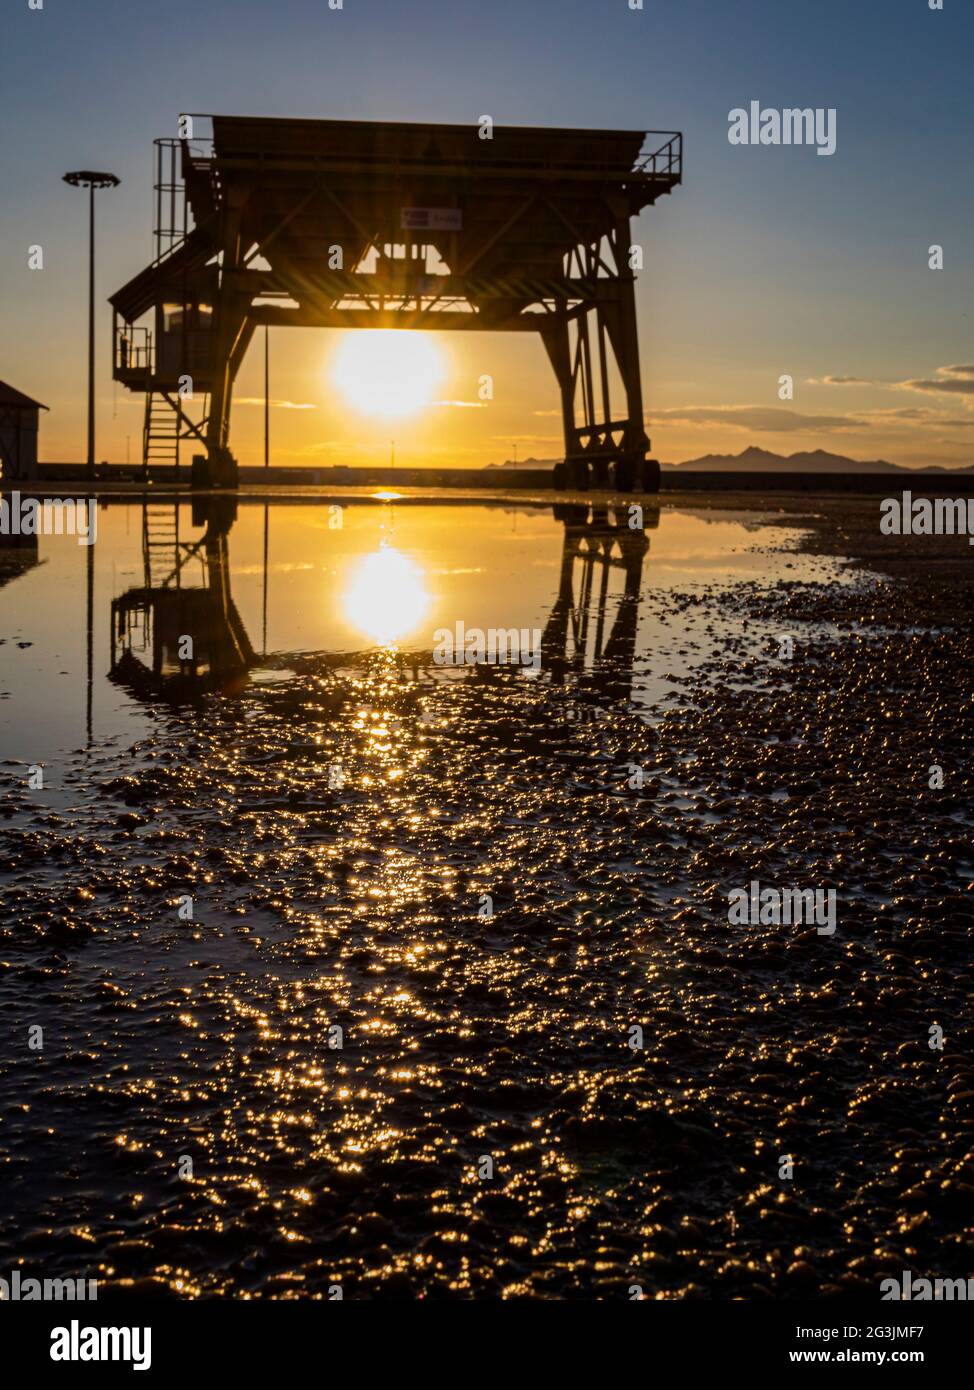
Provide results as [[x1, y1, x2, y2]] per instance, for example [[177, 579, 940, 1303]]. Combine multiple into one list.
[[0, 497, 842, 763]]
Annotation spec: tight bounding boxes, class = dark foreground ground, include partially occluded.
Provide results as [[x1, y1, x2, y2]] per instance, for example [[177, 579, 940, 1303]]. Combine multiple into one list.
[[0, 493, 971, 1299]]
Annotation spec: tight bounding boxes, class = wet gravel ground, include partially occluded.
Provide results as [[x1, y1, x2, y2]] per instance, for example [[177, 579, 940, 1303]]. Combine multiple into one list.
[[0, 494, 971, 1299]]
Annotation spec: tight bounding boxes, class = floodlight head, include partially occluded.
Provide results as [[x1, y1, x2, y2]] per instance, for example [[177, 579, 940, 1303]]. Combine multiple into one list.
[[63, 170, 121, 190]]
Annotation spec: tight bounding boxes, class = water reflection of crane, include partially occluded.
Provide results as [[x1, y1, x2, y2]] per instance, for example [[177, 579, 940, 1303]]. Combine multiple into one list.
[[110, 496, 254, 700], [108, 500, 653, 709], [540, 502, 655, 708], [286, 502, 655, 722]]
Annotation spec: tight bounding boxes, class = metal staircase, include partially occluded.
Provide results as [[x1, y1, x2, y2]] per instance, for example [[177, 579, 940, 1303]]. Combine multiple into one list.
[[142, 393, 181, 478]]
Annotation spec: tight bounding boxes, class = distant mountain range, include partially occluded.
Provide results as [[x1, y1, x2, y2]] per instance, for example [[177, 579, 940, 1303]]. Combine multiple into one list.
[[491, 447, 971, 474], [661, 446, 970, 474]]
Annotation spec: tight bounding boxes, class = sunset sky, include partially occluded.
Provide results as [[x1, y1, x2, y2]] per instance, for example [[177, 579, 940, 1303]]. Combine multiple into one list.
[[2, 0, 972, 469]]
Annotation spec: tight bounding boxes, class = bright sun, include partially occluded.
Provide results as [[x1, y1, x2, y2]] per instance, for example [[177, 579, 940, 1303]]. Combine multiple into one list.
[[332, 330, 444, 418], [343, 544, 430, 646]]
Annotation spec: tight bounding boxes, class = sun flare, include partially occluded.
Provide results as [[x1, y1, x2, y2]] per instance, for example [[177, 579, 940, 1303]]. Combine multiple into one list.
[[331, 330, 444, 418], [343, 544, 430, 646]]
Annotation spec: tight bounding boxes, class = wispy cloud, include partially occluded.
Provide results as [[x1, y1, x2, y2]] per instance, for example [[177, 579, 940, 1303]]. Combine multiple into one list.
[[432, 399, 486, 409], [651, 406, 856, 433], [808, 365, 974, 405], [235, 397, 317, 410], [860, 407, 974, 427], [898, 364, 974, 399], [860, 407, 940, 421], [491, 433, 561, 444], [651, 401, 974, 442], [806, 374, 880, 386]]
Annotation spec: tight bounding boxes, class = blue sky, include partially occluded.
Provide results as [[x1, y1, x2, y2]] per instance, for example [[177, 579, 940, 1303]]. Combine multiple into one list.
[[1, 0, 971, 466]]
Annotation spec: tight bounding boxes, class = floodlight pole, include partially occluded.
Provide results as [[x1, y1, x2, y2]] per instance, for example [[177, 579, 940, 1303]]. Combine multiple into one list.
[[87, 184, 95, 477], [63, 171, 120, 480]]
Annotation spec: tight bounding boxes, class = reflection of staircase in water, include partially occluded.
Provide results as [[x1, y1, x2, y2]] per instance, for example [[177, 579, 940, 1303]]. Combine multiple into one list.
[[112, 498, 254, 699], [142, 503, 186, 588]]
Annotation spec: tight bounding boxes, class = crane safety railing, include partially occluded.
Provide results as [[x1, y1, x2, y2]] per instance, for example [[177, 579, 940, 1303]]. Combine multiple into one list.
[[633, 132, 682, 182]]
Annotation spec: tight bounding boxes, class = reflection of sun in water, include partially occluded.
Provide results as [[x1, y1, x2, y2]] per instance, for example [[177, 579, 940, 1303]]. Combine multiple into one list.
[[344, 544, 430, 646], [332, 330, 444, 417]]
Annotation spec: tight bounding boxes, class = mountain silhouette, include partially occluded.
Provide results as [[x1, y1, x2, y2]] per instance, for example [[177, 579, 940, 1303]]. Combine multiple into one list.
[[492, 447, 969, 473], [661, 446, 968, 474]]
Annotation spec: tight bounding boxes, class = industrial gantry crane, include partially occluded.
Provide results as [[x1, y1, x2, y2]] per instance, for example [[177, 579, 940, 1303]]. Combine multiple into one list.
[[110, 115, 682, 490]]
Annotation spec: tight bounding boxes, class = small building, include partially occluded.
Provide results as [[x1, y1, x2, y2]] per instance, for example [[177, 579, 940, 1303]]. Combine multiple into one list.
[[0, 379, 47, 483]]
